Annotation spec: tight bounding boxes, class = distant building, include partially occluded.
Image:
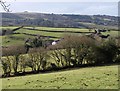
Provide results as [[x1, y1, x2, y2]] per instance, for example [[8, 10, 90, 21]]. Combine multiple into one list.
[[52, 41, 57, 45], [51, 39, 62, 45]]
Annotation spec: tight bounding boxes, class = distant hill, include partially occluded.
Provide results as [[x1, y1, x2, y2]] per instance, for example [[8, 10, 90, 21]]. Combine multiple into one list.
[[1, 13, 118, 29]]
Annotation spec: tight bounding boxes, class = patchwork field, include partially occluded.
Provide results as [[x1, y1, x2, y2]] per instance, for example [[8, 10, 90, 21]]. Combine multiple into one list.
[[0, 9, 119, 91], [1, 65, 119, 89], [1, 26, 120, 47], [1, 27, 119, 89]]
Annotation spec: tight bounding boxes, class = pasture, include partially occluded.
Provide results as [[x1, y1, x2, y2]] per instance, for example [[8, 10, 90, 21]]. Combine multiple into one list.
[[0, 26, 119, 89], [1, 27, 89, 46], [1, 65, 119, 89], [1, 26, 119, 47]]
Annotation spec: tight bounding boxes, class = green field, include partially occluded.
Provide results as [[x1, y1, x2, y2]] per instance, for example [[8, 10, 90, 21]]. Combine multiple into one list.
[[1, 27, 89, 46], [1, 65, 119, 89], [1, 27, 120, 47], [1, 27, 119, 89]]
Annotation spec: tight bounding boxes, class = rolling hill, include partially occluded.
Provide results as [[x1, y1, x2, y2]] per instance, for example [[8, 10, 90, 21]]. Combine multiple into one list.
[[2, 12, 118, 29]]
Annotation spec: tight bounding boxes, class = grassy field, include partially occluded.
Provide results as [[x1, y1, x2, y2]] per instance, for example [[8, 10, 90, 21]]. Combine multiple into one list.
[[25, 27, 91, 32], [0, 27, 18, 30], [1, 26, 120, 46], [1, 34, 35, 46], [1, 27, 119, 89], [1, 65, 119, 89], [1, 27, 89, 46]]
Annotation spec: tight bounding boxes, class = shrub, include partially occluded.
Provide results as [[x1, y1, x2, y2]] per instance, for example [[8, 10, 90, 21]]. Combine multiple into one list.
[[86, 38, 118, 65]]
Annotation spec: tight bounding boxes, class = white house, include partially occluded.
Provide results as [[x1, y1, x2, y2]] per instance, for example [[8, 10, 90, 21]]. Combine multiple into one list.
[[52, 41, 57, 45]]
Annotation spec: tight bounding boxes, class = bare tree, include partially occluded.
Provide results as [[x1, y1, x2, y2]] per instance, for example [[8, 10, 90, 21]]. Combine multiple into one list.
[[11, 46, 26, 75], [19, 55, 26, 73], [51, 49, 64, 67], [28, 47, 49, 72], [0, 0, 11, 12]]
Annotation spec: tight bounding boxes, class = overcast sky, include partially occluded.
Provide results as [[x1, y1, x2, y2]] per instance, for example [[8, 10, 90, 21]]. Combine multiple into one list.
[[0, 0, 119, 16], [3, 0, 120, 2]]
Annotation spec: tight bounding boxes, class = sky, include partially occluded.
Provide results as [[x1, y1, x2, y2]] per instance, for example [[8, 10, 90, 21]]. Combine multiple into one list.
[[0, 0, 119, 16], [2, 0, 120, 2]]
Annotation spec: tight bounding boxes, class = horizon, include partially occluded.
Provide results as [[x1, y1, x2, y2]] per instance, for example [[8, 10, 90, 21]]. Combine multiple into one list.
[[1, 11, 118, 17]]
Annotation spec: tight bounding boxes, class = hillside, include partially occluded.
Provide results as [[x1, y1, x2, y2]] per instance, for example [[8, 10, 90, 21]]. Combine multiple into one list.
[[2, 13, 118, 29], [1, 65, 118, 89]]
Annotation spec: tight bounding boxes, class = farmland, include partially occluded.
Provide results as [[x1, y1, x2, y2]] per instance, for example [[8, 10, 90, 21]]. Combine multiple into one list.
[[1, 65, 119, 89], [0, 17, 120, 90], [1, 26, 119, 47], [1, 27, 91, 46], [0, 7, 120, 90]]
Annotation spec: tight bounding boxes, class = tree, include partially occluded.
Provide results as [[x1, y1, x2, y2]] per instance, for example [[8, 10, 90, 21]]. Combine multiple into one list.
[[28, 52, 37, 72], [24, 36, 43, 52], [100, 38, 118, 63], [1, 56, 12, 77], [0, 0, 11, 12], [51, 49, 64, 67], [19, 55, 26, 73], [12, 54, 20, 75], [35, 48, 49, 71], [11, 46, 26, 75], [2, 45, 26, 76], [85, 38, 118, 65], [28, 47, 49, 72], [58, 35, 73, 66], [32, 37, 43, 47], [57, 35, 95, 66]]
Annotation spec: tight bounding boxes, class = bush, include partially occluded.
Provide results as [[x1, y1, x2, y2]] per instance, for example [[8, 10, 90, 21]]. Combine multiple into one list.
[[86, 38, 118, 65]]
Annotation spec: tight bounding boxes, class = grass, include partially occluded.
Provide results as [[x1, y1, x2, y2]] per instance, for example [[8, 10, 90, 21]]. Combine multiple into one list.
[[15, 27, 89, 37], [1, 27, 88, 46], [0, 27, 18, 30], [1, 26, 120, 47], [2, 34, 26, 46], [1, 65, 119, 89], [15, 29, 65, 37], [26, 27, 90, 32], [102, 31, 119, 37]]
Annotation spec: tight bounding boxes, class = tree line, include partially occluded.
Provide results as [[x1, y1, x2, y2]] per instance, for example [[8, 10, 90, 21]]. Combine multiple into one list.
[[1, 35, 120, 77]]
